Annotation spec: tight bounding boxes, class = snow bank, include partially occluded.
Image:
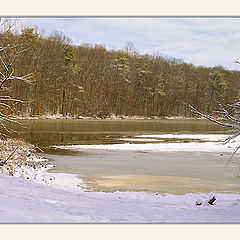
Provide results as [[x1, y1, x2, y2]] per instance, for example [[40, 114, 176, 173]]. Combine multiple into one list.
[[0, 139, 85, 194], [1, 174, 240, 223]]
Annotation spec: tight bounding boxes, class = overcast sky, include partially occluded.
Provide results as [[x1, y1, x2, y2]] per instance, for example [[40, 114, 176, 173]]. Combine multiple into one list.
[[20, 17, 240, 70]]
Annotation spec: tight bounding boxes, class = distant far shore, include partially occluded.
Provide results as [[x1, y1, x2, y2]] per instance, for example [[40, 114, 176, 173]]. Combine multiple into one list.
[[11, 113, 204, 121]]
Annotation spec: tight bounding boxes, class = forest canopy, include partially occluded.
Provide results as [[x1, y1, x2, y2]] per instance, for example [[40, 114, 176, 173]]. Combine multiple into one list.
[[1, 23, 240, 119]]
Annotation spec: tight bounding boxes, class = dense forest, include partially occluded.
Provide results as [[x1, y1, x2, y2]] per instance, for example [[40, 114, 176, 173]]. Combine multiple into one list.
[[1, 24, 240, 119]]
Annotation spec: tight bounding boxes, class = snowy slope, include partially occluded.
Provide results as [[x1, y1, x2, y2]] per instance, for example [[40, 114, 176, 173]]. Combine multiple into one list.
[[1, 174, 240, 223]]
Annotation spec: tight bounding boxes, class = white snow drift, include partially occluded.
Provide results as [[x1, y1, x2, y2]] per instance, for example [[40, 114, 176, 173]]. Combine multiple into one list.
[[1, 174, 240, 223]]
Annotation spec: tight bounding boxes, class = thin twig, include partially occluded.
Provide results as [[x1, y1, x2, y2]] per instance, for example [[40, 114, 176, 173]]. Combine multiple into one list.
[[0, 146, 19, 166], [225, 146, 240, 167]]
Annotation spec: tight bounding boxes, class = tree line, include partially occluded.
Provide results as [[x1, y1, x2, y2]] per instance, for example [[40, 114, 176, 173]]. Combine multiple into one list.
[[1, 24, 240, 119]]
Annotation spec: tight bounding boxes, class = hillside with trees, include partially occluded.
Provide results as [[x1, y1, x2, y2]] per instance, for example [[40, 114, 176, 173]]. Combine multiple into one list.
[[1, 24, 240, 120]]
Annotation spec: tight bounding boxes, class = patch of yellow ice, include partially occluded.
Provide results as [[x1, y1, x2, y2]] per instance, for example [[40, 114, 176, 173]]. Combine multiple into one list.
[[95, 175, 198, 187]]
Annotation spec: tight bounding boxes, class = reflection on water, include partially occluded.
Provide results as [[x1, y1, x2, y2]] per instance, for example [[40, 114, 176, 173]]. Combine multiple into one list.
[[18, 119, 225, 148]]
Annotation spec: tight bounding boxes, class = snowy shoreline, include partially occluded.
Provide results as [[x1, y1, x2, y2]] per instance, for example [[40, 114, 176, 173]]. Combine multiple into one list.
[[1, 174, 240, 223], [10, 113, 205, 120], [0, 139, 85, 193], [1, 135, 240, 222]]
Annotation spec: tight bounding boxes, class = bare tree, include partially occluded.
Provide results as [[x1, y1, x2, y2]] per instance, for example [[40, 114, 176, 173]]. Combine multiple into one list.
[[0, 18, 33, 137]]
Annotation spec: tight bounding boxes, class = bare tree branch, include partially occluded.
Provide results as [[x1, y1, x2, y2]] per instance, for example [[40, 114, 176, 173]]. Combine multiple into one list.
[[184, 102, 240, 130], [0, 146, 19, 166], [0, 20, 32, 137], [185, 100, 240, 166]]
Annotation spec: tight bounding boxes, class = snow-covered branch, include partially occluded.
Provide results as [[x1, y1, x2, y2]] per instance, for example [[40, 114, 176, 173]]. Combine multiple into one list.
[[0, 22, 32, 137], [186, 103, 240, 130]]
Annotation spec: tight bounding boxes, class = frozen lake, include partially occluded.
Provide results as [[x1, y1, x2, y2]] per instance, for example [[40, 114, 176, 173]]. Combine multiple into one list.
[[20, 119, 240, 194]]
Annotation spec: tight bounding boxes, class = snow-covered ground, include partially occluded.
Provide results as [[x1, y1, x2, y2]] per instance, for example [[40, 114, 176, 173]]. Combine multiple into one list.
[[0, 139, 86, 193], [1, 174, 240, 223], [1, 134, 240, 223]]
